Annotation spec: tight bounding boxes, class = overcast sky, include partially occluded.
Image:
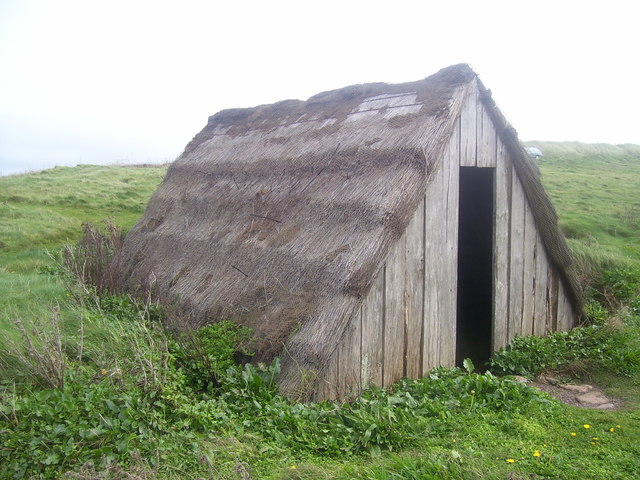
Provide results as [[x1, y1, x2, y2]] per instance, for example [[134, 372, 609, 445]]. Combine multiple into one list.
[[1, 0, 638, 176]]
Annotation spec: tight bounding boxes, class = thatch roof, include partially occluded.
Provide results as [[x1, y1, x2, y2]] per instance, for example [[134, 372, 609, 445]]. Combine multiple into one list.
[[116, 64, 581, 394]]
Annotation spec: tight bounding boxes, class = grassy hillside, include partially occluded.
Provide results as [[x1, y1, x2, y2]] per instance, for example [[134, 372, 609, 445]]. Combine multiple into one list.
[[530, 142, 640, 261], [0, 164, 167, 260], [0, 147, 639, 480], [0, 164, 167, 337]]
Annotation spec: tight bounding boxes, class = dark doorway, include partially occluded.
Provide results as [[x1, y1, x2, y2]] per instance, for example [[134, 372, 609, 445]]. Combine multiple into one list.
[[456, 167, 494, 369]]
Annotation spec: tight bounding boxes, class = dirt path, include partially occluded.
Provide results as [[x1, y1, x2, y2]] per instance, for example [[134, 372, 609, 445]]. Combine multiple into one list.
[[516, 375, 621, 410]]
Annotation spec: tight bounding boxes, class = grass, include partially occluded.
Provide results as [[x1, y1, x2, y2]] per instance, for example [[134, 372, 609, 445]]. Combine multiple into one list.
[[0, 164, 167, 338], [0, 164, 167, 257], [530, 142, 640, 261], [1, 145, 640, 479]]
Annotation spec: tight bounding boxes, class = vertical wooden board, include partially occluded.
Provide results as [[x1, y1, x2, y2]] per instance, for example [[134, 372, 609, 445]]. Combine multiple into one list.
[[556, 285, 567, 332], [439, 133, 459, 367], [548, 269, 559, 331], [315, 352, 339, 401], [521, 203, 536, 336], [361, 267, 384, 389], [383, 234, 406, 387], [477, 103, 497, 168], [566, 290, 576, 330], [493, 139, 511, 351], [404, 198, 425, 379], [423, 164, 444, 373], [533, 232, 549, 336], [545, 266, 553, 333], [556, 281, 574, 332], [508, 165, 526, 342], [459, 88, 477, 167], [564, 293, 576, 331], [448, 114, 461, 170], [337, 311, 362, 400]]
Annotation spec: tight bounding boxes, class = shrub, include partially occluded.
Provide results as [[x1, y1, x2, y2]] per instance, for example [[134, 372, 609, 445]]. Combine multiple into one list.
[[584, 299, 608, 323], [172, 362, 553, 458], [168, 321, 253, 393], [596, 265, 640, 306], [61, 222, 125, 296], [0, 373, 179, 478], [630, 295, 640, 316], [2, 308, 68, 389], [489, 324, 640, 378]]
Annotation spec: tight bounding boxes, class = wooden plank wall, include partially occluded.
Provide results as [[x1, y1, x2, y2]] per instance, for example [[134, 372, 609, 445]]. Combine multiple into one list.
[[384, 236, 406, 387], [360, 267, 384, 389], [314, 84, 577, 401], [314, 122, 460, 401], [435, 119, 460, 369], [507, 170, 526, 344], [405, 199, 425, 379], [493, 140, 511, 349], [495, 143, 576, 346]]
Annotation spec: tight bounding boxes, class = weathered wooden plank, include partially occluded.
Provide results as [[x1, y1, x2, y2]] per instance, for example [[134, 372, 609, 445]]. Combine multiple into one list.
[[336, 311, 362, 400], [423, 160, 445, 373], [360, 266, 384, 389], [508, 165, 526, 342], [563, 292, 575, 331], [316, 351, 339, 401], [383, 233, 406, 387], [404, 197, 425, 379], [439, 131, 459, 367], [533, 232, 549, 336], [476, 102, 497, 168], [459, 88, 477, 167], [556, 281, 574, 332], [521, 203, 537, 336], [448, 110, 461, 169], [493, 139, 511, 351], [548, 269, 559, 331]]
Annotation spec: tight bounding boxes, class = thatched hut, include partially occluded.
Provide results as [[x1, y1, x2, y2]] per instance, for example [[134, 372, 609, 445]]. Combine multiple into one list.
[[117, 64, 581, 401]]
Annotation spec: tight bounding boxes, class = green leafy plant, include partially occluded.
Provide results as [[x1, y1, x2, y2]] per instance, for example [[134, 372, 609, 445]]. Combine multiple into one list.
[[595, 265, 640, 308], [489, 323, 640, 378], [168, 321, 253, 393]]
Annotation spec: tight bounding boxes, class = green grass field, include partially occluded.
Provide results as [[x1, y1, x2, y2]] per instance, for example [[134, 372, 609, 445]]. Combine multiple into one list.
[[534, 142, 640, 262], [0, 164, 167, 338], [0, 147, 639, 480]]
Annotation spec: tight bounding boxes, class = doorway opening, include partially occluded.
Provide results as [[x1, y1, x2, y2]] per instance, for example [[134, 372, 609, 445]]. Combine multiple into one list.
[[456, 167, 494, 369]]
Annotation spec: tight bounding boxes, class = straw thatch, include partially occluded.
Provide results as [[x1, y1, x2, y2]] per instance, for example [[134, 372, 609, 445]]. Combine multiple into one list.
[[116, 64, 581, 394]]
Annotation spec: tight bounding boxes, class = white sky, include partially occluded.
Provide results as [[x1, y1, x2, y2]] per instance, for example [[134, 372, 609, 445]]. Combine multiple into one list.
[[1, 0, 639, 175]]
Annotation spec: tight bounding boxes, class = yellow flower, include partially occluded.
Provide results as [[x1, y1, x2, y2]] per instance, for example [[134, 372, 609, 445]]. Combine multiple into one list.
[[570, 432, 577, 437], [592, 437, 599, 441], [616, 425, 622, 429], [609, 427, 615, 432], [289, 465, 297, 470], [533, 450, 541, 457], [506, 459, 516, 464], [101, 369, 108, 375], [583, 424, 591, 429]]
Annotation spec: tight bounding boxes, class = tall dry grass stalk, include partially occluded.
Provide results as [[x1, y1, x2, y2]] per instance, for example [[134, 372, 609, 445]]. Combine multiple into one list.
[[61, 221, 126, 295], [8, 305, 84, 389]]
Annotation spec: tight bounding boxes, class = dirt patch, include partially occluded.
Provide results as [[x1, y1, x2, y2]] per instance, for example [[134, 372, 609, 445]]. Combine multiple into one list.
[[524, 375, 622, 410]]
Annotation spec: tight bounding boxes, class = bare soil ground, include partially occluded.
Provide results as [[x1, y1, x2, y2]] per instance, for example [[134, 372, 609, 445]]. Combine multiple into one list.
[[526, 375, 622, 410]]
